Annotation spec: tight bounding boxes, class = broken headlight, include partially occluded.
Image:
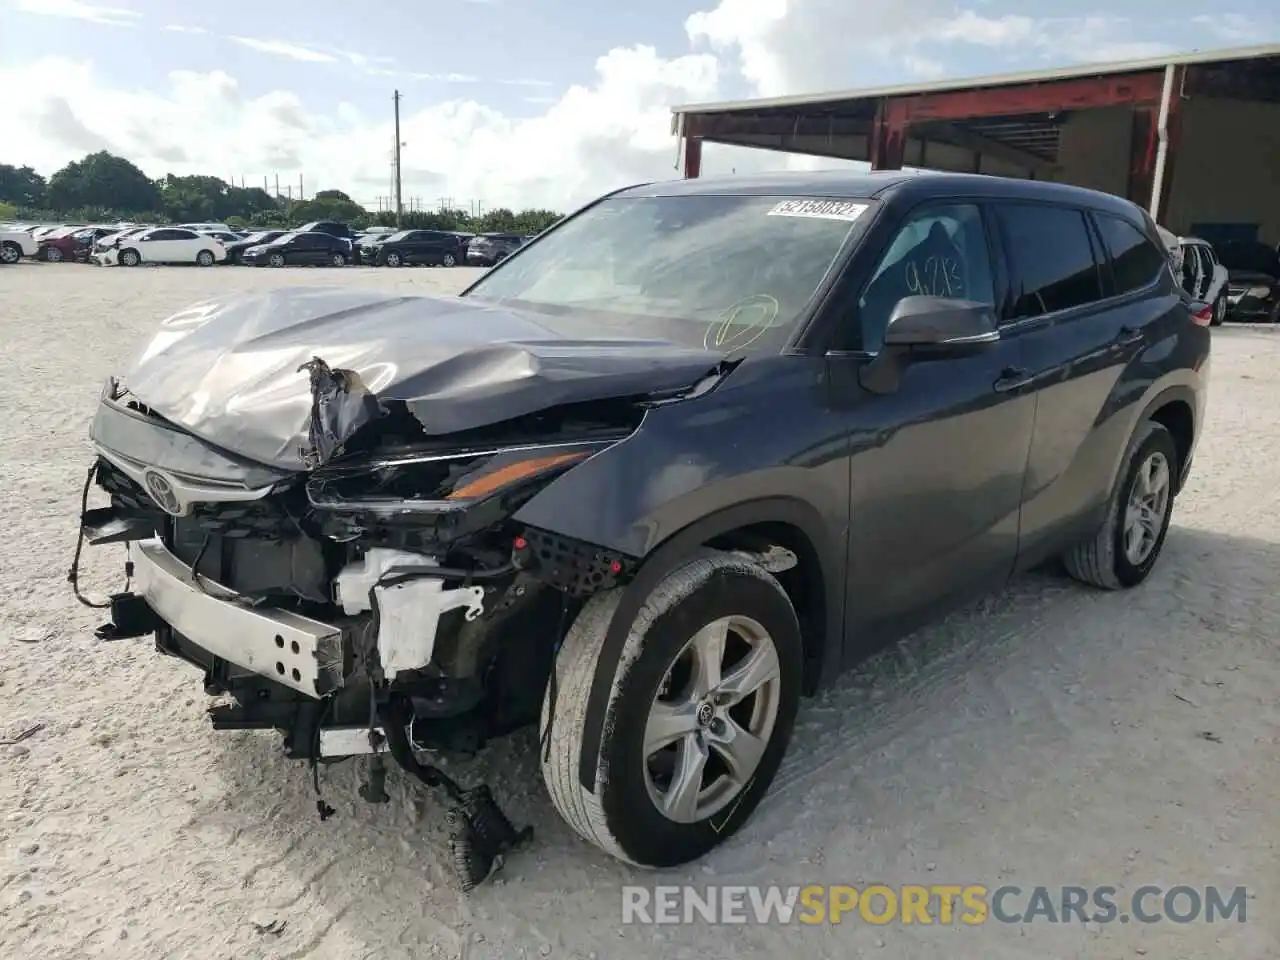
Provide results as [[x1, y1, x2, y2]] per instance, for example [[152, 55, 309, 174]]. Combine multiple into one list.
[[305, 439, 617, 515]]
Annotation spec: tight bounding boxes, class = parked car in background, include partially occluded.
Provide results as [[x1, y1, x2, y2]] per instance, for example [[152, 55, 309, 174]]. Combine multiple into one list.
[[94, 226, 152, 254], [199, 230, 246, 246], [239, 230, 352, 267], [40, 226, 117, 262], [1173, 236, 1229, 325], [1215, 240, 1280, 323], [365, 229, 467, 267], [222, 230, 287, 265], [0, 228, 38, 264], [93, 227, 227, 266], [177, 222, 233, 233], [465, 232, 525, 266]]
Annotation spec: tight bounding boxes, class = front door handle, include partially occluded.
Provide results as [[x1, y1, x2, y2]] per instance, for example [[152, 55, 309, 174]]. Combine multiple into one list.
[[1115, 325, 1145, 347], [994, 367, 1033, 393]]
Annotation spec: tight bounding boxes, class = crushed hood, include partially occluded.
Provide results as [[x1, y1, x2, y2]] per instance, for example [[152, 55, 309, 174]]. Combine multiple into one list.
[[121, 287, 727, 471]]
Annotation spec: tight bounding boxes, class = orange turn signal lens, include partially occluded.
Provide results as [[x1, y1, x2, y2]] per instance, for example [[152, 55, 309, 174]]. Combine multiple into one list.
[[445, 450, 589, 501]]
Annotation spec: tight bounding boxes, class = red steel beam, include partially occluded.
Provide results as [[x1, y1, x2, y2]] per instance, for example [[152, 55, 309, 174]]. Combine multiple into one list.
[[895, 71, 1167, 122], [683, 136, 703, 178]]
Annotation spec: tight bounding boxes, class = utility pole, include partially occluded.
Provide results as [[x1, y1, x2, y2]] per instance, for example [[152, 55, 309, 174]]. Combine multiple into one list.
[[393, 89, 404, 228], [275, 174, 280, 198], [299, 173, 304, 201]]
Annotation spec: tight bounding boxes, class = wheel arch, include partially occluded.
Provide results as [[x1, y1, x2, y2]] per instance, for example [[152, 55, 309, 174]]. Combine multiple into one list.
[[572, 496, 845, 793], [1136, 386, 1197, 494]]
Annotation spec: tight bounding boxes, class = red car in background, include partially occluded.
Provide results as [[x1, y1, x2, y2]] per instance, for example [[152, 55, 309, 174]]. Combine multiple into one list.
[[39, 226, 116, 262]]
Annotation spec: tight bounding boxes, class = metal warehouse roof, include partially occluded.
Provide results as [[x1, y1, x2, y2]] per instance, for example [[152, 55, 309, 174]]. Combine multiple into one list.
[[670, 42, 1280, 124]]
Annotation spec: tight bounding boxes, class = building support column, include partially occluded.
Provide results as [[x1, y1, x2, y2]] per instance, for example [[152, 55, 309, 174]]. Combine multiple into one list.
[[682, 136, 703, 179], [869, 99, 908, 171], [1149, 64, 1183, 225]]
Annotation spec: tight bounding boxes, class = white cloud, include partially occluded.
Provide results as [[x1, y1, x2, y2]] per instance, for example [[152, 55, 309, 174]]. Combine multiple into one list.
[[162, 24, 207, 34], [11, 0, 141, 26], [227, 36, 337, 63]]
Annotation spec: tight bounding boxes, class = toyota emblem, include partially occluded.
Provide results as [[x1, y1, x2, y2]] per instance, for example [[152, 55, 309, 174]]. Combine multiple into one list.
[[142, 469, 186, 516]]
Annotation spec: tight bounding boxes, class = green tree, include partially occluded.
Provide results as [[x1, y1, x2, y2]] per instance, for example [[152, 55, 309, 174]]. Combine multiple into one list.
[[0, 164, 47, 207], [314, 189, 353, 202], [288, 194, 369, 227], [47, 152, 162, 214], [0, 201, 17, 221]]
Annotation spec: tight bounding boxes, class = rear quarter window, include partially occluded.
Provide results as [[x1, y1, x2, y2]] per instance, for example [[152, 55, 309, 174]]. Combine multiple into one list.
[[1095, 213, 1169, 295]]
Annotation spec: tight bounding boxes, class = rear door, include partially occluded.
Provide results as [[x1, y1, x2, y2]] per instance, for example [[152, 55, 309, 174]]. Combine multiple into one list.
[[1004, 202, 1171, 567], [831, 199, 1037, 647]]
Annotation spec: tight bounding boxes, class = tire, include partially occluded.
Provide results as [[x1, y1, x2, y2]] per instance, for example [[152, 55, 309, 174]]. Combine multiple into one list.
[[196, 250, 215, 267], [119, 249, 140, 267], [1210, 294, 1226, 326], [541, 551, 803, 868], [45, 246, 63, 262], [0, 242, 20, 265], [330, 252, 346, 267], [385, 252, 402, 267], [1063, 420, 1178, 590], [442, 252, 456, 267], [268, 253, 285, 268]]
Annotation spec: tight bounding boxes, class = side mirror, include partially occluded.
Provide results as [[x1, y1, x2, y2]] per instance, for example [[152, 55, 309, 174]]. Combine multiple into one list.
[[882, 295, 1000, 349], [859, 296, 1000, 395]]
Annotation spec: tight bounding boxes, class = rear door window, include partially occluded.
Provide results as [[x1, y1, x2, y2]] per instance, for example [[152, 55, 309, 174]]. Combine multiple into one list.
[[1095, 213, 1168, 295], [996, 203, 1103, 318]]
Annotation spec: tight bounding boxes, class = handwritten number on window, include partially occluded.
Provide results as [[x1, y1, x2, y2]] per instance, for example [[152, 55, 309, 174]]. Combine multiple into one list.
[[905, 256, 963, 298]]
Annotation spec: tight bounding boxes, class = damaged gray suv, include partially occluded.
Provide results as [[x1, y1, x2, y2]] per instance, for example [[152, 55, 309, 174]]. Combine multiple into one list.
[[76, 171, 1209, 888]]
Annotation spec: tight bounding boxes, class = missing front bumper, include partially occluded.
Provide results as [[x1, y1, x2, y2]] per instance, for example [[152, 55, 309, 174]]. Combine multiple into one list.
[[128, 537, 345, 698]]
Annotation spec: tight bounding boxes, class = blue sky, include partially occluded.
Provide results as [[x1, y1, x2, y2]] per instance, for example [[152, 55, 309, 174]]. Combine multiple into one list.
[[2, 0, 1278, 209]]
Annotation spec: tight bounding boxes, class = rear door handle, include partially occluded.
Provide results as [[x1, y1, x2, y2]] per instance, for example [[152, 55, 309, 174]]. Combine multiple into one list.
[[994, 367, 1033, 393]]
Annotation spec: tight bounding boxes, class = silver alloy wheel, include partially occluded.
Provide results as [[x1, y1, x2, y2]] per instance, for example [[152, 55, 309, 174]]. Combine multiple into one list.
[[0, 244, 19, 264], [386, 252, 401, 267], [443, 252, 456, 266], [269, 253, 285, 268], [331, 252, 345, 266], [643, 615, 782, 823], [46, 246, 62, 262], [1124, 451, 1171, 565], [196, 250, 214, 266], [120, 250, 139, 266]]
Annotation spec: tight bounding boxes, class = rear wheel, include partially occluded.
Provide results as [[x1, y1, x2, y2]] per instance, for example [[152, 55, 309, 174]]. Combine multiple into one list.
[[541, 551, 802, 867], [1210, 294, 1226, 326], [196, 250, 215, 267], [330, 252, 345, 266], [1063, 420, 1178, 589], [442, 252, 456, 267]]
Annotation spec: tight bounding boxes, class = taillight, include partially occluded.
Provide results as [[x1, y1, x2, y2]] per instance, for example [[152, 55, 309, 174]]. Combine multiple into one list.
[[1191, 304, 1213, 326]]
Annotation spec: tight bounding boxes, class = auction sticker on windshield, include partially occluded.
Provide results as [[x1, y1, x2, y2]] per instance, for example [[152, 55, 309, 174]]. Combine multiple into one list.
[[767, 199, 869, 221]]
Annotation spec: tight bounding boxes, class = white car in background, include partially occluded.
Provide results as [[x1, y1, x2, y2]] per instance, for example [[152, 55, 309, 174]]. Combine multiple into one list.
[[0, 228, 39, 264], [93, 227, 227, 267]]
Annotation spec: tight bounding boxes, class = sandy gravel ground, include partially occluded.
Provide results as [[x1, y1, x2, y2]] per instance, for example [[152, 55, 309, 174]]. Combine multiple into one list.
[[0, 262, 1277, 960]]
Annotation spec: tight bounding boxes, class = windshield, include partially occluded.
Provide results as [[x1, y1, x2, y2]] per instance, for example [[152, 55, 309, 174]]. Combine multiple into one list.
[[273, 233, 299, 244], [463, 194, 867, 353], [384, 231, 412, 242]]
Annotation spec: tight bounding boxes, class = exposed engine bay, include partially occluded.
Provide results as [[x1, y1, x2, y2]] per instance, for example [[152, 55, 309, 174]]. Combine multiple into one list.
[[79, 385, 652, 887]]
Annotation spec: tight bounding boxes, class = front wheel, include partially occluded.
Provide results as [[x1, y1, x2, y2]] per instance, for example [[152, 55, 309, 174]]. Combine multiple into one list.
[[268, 253, 285, 268], [1210, 294, 1226, 326], [1063, 420, 1178, 589], [45, 247, 63, 262], [0, 242, 20, 265], [118, 249, 140, 267], [541, 551, 802, 867]]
